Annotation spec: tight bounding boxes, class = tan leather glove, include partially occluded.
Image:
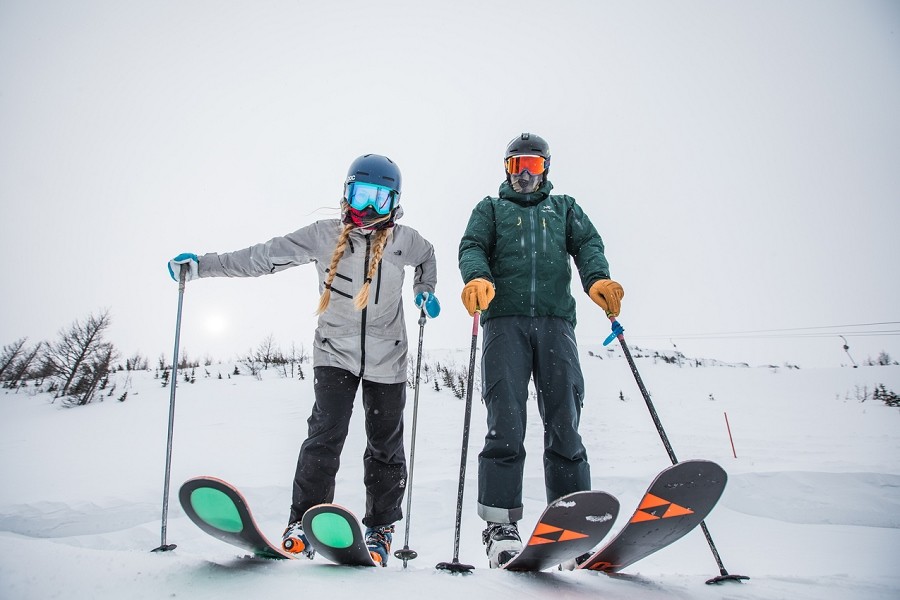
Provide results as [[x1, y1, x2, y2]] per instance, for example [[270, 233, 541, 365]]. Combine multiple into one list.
[[461, 278, 495, 316], [589, 279, 624, 317]]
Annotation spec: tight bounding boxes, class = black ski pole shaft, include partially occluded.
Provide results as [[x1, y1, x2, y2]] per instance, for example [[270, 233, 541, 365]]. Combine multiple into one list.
[[395, 308, 427, 568], [152, 265, 187, 553], [608, 316, 748, 584], [613, 322, 679, 464], [436, 311, 479, 573]]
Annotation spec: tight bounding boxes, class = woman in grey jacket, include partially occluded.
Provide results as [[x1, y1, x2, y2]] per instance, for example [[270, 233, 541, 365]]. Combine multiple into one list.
[[167, 154, 440, 566]]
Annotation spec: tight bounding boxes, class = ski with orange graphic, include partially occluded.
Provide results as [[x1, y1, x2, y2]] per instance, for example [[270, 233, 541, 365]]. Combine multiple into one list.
[[502, 490, 619, 572], [577, 460, 727, 574]]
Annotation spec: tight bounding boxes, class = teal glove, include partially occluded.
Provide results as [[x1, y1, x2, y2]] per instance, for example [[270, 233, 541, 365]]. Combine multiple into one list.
[[168, 253, 199, 282], [414, 291, 441, 318]]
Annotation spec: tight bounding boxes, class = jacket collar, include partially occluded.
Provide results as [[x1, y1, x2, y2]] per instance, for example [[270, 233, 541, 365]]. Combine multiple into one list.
[[498, 180, 554, 206]]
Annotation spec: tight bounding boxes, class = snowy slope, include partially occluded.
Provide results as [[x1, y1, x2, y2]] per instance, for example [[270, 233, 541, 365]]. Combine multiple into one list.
[[1, 346, 899, 599]]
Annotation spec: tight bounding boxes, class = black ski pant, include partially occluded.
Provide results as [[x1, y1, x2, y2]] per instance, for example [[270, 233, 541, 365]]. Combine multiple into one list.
[[289, 366, 407, 528], [477, 315, 590, 524]]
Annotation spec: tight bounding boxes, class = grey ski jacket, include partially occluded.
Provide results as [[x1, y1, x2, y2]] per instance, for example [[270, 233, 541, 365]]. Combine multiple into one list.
[[197, 218, 437, 384]]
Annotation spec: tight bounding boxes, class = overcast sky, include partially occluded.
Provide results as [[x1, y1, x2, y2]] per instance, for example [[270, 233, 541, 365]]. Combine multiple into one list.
[[1, 0, 898, 370]]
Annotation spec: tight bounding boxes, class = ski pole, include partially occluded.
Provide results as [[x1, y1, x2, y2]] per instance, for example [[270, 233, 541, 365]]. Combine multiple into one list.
[[152, 264, 188, 553], [395, 307, 427, 568], [604, 316, 748, 584], [436, 311, 479, 574]]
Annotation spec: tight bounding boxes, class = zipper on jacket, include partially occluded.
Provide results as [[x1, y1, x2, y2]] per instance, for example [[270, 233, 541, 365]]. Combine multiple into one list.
[[374, 261, 382, 304], [542, 218, 548, 254], [359, 234, 371, 379], [324, 268, 353, 298], [529, 207, 537, 316]]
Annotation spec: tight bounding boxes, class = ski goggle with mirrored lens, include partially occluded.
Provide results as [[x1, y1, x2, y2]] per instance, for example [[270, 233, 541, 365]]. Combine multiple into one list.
[[345, 182, 398, 215], [505, 155, 547, 175]]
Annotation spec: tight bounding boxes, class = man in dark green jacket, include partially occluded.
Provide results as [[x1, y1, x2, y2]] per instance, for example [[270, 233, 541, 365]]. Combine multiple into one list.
[[458, 133, 624, 568]]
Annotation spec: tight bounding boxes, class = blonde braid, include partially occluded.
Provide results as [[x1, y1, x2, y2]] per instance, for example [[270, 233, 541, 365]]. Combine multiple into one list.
[[353, 228, 391, 310], [316, 224, 355, 315]]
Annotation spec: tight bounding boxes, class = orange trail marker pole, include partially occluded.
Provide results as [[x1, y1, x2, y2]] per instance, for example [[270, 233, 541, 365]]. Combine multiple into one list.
[[724, 412, 737, 459]]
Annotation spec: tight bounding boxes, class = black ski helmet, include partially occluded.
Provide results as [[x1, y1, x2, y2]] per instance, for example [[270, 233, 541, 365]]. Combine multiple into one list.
[[345, 153, 402, 198], [505, 133, 550, 185], [505, 133, 550, 161]]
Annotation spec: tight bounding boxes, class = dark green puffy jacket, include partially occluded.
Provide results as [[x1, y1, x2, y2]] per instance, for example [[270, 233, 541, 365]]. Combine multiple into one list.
[[458, 180, 610, 327]]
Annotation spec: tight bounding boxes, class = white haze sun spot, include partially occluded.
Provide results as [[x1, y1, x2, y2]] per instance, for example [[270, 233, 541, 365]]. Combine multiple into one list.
[[203, 312, 229, 336]]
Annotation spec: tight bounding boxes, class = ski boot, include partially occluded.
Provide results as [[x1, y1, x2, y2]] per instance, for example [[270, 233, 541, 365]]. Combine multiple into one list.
[[282, 521, 315, 559], [364, 524, 394, 567], [482, 522, 522, 568]]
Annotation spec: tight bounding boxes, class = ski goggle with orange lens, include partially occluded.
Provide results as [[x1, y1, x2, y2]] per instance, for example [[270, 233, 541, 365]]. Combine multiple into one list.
[[505, 155, 547, 175], [345, 182, 398, 215]]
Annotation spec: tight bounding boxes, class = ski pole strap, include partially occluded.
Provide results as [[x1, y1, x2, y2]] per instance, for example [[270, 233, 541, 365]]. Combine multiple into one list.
[[603, 319, 624, 346]]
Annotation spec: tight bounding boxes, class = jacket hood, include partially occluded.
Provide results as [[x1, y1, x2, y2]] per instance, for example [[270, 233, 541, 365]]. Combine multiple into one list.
[[498, 180, 554, 206]]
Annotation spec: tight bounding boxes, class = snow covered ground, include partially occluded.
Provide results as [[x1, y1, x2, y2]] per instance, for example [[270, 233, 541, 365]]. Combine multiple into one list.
[[1, 343, 899, 599]]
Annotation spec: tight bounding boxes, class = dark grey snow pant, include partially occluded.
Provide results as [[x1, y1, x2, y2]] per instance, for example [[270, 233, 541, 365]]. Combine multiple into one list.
[[477, 316, 590, 524], [289, 366, 407, 528]]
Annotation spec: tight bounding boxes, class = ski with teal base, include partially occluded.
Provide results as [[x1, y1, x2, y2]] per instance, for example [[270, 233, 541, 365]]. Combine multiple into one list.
[[301, 504, 378, 567], [178, 476, 294, 559], [577, 459, 727, 573]]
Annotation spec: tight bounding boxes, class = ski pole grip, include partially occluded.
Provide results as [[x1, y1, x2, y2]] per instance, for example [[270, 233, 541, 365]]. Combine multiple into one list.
[[177, 263, 188, 291], [603, 316, 624, 346]]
